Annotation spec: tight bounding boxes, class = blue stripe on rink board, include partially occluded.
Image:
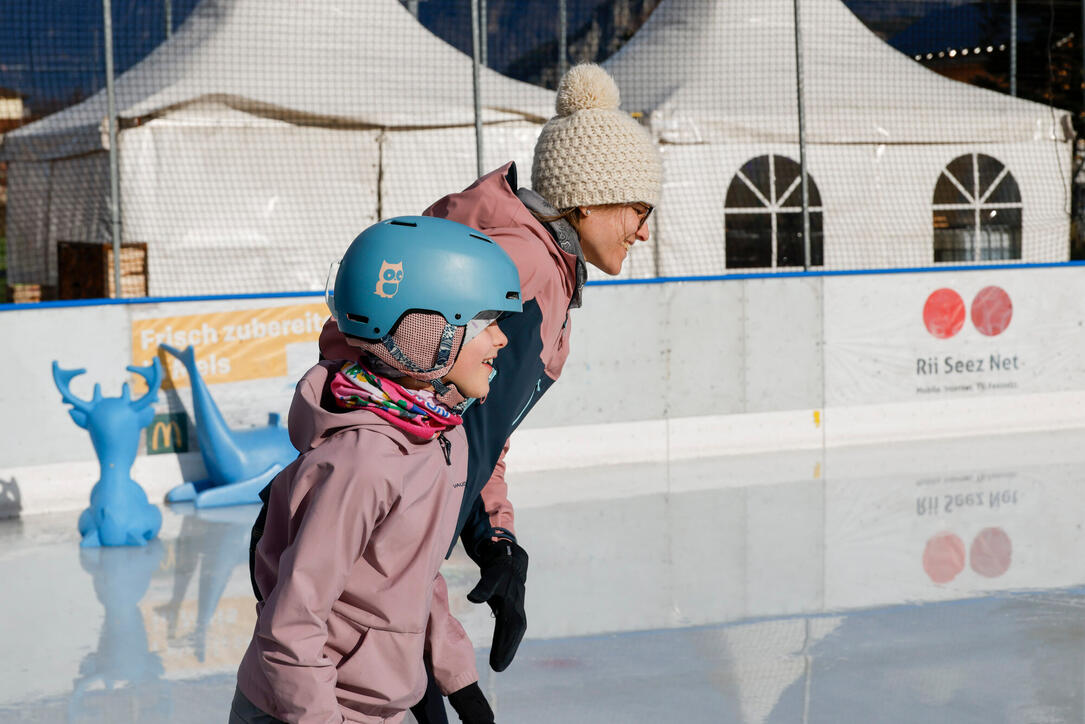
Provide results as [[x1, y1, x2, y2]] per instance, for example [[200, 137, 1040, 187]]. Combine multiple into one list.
[[3, 260, 1085, 312], [0, 290, 325, 312], [590, 259, 1085, 287]]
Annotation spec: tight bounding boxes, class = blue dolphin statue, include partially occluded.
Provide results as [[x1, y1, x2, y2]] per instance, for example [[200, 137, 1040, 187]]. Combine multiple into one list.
[[159, 344, 297, 508]]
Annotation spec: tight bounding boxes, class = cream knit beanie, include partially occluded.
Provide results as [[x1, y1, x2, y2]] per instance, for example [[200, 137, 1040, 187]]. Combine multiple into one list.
[[531, 64, 662, 210]]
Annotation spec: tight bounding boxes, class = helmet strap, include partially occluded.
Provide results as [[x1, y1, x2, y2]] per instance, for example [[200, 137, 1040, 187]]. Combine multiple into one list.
[[431, 377, 469, 412], [435, 322, 457, 368]]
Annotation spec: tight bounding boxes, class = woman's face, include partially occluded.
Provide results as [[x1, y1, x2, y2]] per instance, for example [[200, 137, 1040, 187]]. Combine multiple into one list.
[[443, 321, 508, 400], [577, 203, 652, 276]]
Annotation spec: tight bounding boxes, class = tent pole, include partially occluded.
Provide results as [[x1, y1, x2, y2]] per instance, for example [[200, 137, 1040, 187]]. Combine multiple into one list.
[[1010, 0, 1017, 97], [103, 0, 123, 298], [479, 0, 487, 67], [559, 0, 568, 80], [793, 0, 812, 270], [470, 0, 484, 178], [165, 0, 172, 38]]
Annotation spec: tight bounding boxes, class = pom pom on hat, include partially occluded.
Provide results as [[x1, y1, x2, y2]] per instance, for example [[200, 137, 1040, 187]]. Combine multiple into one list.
[[556, 63, 621, 116], [532, 64, 662, 210]]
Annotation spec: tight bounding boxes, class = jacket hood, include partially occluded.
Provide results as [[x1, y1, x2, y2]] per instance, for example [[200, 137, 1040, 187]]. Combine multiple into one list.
[[288, 361, 424, 454], [515, 185, 587, 309], [425, 162, 586, 310]]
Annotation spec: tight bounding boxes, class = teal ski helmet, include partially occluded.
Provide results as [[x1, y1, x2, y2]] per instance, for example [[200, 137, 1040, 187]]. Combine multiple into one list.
[[326, 216, 521, 384]]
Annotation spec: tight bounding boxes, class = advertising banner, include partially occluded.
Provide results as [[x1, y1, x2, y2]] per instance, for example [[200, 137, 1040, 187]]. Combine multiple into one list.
[[823, 267, 1085, 406], [130, 302, 328, 390]]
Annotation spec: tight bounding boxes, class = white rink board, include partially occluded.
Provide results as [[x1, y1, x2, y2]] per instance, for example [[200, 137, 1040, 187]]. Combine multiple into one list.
[[2, 266, 1085, 515]]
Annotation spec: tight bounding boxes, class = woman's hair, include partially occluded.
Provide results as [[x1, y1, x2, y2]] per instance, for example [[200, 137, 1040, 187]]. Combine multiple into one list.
[[530, 207, 582, 228]]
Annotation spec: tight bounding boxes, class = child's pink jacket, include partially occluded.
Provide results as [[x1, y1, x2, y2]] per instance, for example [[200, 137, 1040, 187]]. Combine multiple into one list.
[[236, 361, 474, 723]]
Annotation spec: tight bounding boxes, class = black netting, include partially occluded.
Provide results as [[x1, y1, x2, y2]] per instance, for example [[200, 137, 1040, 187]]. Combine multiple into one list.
[[1, 0, 1081, 302]]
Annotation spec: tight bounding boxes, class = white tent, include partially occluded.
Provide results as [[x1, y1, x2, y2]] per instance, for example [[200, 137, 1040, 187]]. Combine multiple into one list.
[[604, 0, 1074, 276], [2, 0, 554, 296]]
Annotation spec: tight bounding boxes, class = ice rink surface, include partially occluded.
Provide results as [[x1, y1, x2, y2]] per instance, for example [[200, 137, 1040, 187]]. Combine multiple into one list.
[[4, 428, 1085, 723]]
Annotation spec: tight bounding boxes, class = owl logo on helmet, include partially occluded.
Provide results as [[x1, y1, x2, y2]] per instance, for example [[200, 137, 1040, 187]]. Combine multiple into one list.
[[374, 261, 404, 299]]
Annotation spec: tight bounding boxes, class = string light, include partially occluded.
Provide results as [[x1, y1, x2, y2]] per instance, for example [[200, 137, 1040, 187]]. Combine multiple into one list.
[[912, 40, 1009, 63]]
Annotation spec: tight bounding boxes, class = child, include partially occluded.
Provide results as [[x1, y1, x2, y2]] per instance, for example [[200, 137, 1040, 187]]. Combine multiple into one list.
[[232, 216, 521, 724]]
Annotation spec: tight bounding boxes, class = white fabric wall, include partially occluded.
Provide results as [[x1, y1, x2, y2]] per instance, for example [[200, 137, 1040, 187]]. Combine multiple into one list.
[[8, 115, 545, 295], [119, 118, 382, 296], [5, 160, 52, 285], [656, 140, 1071, 277], [378, 122, 541, 219], [6, 154, 112, 286]]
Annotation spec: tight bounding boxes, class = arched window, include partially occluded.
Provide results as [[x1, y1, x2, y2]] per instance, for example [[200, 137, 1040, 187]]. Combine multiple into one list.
[[932, 154, 1022, 262], [724, 154, 824, 269]]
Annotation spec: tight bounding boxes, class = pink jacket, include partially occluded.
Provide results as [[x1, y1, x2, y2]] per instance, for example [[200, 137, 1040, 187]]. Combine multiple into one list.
[[236, 361, 475, 724]]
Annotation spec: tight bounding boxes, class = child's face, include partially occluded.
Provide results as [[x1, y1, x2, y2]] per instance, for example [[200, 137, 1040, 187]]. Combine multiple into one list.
[[443, 321, 508, 400]]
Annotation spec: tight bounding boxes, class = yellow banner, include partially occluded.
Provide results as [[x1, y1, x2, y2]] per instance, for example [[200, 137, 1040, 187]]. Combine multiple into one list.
[[131, 303, 329, 390]]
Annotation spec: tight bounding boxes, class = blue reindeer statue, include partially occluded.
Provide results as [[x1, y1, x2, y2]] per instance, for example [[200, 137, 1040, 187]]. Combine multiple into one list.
[[159, 344, 297, 508], [52, 359, 164, 547]]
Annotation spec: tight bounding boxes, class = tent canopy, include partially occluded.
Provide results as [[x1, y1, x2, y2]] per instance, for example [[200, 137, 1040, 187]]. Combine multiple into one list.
[[605, 0, 1072, 145], [1, 0, 555, 161]]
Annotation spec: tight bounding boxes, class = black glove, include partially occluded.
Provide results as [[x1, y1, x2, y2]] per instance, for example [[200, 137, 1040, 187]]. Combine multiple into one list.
[[467, 537, 528, 672], [408, 664, 449, 724], [448, 682, 495, 724]]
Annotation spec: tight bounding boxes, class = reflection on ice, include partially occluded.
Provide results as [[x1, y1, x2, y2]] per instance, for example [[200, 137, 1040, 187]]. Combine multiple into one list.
[[153, 505, 252, 663], [71, 541, 170, 722], [3, 430, 1085, 722], [0, 476, 22, 518]]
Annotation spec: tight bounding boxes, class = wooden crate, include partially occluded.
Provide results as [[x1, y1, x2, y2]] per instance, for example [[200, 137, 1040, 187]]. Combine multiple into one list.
[[57, 241, 148, 299], [5, 284, 56, 303]]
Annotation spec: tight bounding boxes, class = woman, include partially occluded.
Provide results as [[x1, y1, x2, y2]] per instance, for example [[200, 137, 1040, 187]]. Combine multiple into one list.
[[319, 63, 662, 723]]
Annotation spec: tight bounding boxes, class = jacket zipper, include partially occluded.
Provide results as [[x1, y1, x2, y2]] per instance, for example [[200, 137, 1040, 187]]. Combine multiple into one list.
[[511, 379, 543, 429], [437, 432, 451, 465]]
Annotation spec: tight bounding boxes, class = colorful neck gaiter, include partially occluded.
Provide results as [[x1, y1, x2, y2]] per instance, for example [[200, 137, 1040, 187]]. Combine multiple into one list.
[[329, 361, 463, 440]]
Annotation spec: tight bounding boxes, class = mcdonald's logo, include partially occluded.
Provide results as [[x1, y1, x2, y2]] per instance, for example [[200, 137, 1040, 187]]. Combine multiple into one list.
[[147, 412, 189, 455], [153, 421, 182, 449]]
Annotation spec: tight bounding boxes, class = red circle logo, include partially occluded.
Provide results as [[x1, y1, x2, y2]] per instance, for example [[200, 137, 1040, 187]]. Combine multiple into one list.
[[970, 286, 1013, 337], [969, 527, 1012, 577], [923, 531, 966, 583], [923, 289, 966, 339]]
